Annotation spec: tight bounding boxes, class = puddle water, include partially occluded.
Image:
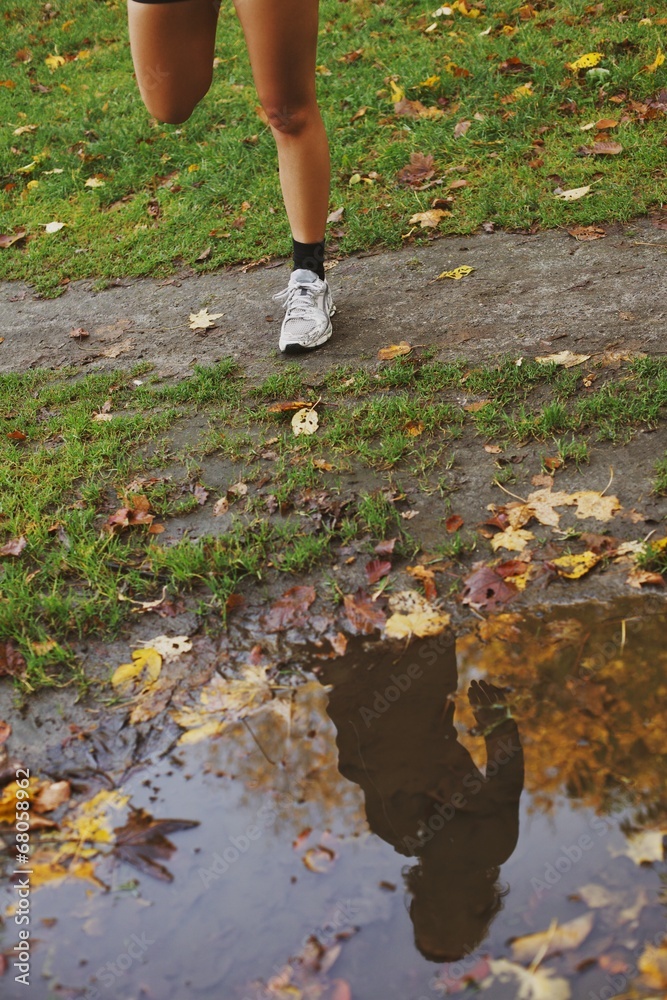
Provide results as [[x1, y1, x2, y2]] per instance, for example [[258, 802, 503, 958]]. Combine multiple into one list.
[[2, 596, 667, 999]]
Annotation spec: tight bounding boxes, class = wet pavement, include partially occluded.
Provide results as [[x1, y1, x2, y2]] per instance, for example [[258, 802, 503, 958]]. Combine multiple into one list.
[[2, 594, 666, 999]]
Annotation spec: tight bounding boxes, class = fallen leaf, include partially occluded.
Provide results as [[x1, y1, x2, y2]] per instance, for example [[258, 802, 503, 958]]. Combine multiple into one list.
[[378, 341, 411, 360], [385, 590, 450, 639], [579, 141, 623, 155], [45, 53, 66, 70], [554, 185, 591, 201], [213, 497, 229, 516], [189, 308, 223, 331], [551, 551, 602, 579], [292, 407, 319, 436], [481, 959, 571, 999], [365, 559, 392, 584], [446, 514, 464, 532], [567, 225, 606, 241], [343, 590, 387, 634], [44, 220, 66, 233], [490, 526, 535, 552], [405, 419, 424, 436], [454, 119, 471, 137], [396, 152, 436, 187], [267, 400, 312, 413], [406, 564, 438, 601], [263, 586, 316, 632], [84, 176, 105, 188], [69, 327, 90, 339], [113, 807, 199, 882], [614, 829, 666, 865], [34, 781, 71, 814], [512, 913, 594, 964], [143, 635, 192, 661], [0, 641, 27, 679], [437, 265, 475, 280], [536, 350, 591, 367], [0, 228, 27, 249], [409, 209, 450, 228], [100, 338, 134, 359], [570, 490, 621, 520], [193, 484, 208, 505], [626, 568, 665, 588], [111, 647, 162, 689], [644, 49, 665, 73], [462, 565, 518, 611], [566, 52, 603, 71], [0, 536, 27, 557]]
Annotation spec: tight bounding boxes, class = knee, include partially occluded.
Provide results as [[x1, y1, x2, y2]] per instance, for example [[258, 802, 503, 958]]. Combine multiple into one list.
[[139, 75, 212, 125], [261, 101, 316, 137]]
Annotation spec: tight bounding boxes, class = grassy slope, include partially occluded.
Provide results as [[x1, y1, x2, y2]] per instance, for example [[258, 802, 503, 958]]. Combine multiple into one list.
[[0, 0, 666, 294]]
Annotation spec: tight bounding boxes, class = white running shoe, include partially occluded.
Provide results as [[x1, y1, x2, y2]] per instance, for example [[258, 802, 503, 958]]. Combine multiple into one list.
[[272, 268, 335, 353]]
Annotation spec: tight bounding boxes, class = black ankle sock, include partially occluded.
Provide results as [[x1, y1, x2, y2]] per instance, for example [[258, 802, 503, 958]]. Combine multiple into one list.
[[292, 238, 325, 281]]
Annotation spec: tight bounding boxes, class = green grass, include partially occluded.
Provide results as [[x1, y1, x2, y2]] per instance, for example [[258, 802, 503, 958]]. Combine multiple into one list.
[[1, 0, 666, 294], [2, 352, 667, 688]]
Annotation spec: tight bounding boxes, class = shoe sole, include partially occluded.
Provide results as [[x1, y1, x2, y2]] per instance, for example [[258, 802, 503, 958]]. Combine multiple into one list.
[[279, 304, 336, 354]]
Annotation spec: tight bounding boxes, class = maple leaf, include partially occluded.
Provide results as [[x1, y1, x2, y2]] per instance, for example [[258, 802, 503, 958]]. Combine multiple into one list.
[[263, 585, 317, 632], [189, 308, 223, 331], [490, 526, 535, 552], [342, 590, 387, 634], [462, 565, 518, 611], [113, 807, 199, 882]]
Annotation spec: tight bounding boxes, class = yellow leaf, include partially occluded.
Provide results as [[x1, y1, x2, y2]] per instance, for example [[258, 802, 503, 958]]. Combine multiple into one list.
[[84, 177, 104, 188], [187, 163, 200, 172], [409, 209, 450, 229], [45, 54, 66, 70], [378, 341, 412, 360], [389, 80, 405, 102], [570, 491, 621, 521], [490, 526, 535, 552], [76, 49, 91, 60], [385, 590, 450, 638], [566, 52, 603, 71], [26, 180, 39, 190], [177, 720, 225, 745], [437, 265, 475, 280], [639, 941, 667, 990], [58, 789, 129, 850], [510, 82, 533, 99], [419, 74, 441, 87], [645, 49, 665, 73], [551, 551, 601, 579], [111, 647, 162, 689], [189, 308, 223, 331], [512, 914, 594, 964], [292, 407, 319, 436]]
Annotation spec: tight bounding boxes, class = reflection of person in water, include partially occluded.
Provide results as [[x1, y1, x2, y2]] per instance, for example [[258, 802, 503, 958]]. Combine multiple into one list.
[[320, 630, 524, 963]]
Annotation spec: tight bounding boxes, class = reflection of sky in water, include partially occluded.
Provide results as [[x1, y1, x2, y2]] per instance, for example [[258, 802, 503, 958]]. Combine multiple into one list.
[[0, 598, 665, 999]]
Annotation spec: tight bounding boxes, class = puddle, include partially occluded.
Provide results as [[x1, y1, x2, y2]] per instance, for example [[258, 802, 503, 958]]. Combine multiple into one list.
[[1, 596, 667, 999]]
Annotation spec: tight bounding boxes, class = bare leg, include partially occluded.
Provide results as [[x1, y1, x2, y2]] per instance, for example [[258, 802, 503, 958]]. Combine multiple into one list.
[[127, 0, 219, 124], [233, 0, 330, 244]]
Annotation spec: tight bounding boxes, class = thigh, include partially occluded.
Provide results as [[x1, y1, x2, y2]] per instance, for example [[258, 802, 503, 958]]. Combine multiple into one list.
[[233, 0, 320, 112], [127, 0, 220, 120]]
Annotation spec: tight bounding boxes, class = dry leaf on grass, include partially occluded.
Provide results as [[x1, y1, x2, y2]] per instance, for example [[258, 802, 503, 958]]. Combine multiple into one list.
[[385, 590, 450, 639], [535, 350, 591, 367], [554, 185, 591, 201], [378, 341, 411, 360], [292, 407, 319, 436]]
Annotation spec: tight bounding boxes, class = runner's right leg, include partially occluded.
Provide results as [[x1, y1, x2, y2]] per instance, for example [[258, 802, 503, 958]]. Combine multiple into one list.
[[127, 0, 220, 124]]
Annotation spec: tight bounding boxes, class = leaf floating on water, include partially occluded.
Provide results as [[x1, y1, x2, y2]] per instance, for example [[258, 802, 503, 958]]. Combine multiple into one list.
[[511, 913, 594, 964], [481, 958, 571, 999], [302, 845, 336, 874], [638, 939, 667, 989]]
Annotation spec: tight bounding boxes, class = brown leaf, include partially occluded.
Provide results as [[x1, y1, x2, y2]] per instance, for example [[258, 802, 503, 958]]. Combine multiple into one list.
[[365, 559, 392, 584], [406, 564, 438, 601], [193, 484, 208, 505], [454, 119, 471, 137], [33, 780, 71, 814], [462, 565, 518, 612], [445, 514, 464, 533], [266, 400, 312, 413], [343, 590, 387, 634], [0, 641, 27, 679], [498, 57, 533, 74], [113, 807, 199, 882], [374, 537, 397, 556], [69, 327, 90, 339], [0, 228, 27, 249], [567, 224, 606, 241], [0, 536, 27, 557], [263, 585, 317, 632], [396, 152, 436, 187], [6, 430, 27, 441], [578, 141, 623, 155]]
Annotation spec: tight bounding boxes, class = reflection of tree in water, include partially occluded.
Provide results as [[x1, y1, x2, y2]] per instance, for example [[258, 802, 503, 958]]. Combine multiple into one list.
[[455, 603, 667, 827], [200, 680, 367, 837], [320, 632, 524, 962]]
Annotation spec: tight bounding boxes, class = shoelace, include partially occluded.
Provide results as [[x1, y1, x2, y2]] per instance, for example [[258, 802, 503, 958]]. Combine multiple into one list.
[[272, 280, 322, 319]]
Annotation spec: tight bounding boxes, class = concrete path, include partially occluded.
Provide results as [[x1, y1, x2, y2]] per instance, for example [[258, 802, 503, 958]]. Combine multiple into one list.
[[1, 218, 665, 376]]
